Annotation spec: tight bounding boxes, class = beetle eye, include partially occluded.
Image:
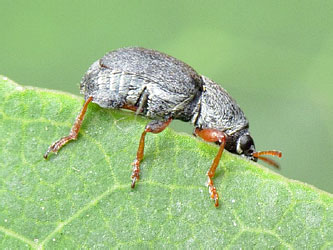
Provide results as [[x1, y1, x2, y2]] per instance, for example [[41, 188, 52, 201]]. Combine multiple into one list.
[[237, 134, 255, 155], [240, 135, 254, 151]]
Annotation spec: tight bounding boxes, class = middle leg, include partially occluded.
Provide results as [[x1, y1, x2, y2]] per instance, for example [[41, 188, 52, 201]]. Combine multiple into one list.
[[131, 118, 172, 188]]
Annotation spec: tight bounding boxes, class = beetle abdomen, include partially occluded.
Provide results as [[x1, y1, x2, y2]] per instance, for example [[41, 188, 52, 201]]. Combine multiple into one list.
[[80, 60, 144, 109], [80, 47, 203, 120], [100, 47, 202, 93]]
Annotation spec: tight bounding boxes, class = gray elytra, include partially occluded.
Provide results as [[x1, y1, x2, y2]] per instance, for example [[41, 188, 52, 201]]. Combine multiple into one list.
[[44, 47, 282, 207]]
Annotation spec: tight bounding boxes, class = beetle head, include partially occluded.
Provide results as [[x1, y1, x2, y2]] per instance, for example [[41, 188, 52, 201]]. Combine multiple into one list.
[[236, 133, 282, 168], [236, 133, 256, 160]]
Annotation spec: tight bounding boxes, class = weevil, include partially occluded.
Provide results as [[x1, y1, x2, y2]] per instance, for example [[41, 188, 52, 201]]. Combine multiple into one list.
[[44, 47, 282, 207]]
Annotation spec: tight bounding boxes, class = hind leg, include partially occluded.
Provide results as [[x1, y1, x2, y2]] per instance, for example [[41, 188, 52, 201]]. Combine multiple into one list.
[[44, 96, 93, 159]]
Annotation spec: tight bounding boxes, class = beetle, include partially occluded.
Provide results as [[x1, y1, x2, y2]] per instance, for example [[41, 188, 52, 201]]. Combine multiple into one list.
[[44, 47, 282, 207]]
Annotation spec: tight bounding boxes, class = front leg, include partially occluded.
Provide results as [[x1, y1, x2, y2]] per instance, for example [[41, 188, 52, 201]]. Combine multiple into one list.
[[194, 128, 226, 207]]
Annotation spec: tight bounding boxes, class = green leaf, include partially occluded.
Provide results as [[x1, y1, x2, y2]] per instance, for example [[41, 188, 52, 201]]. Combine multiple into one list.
[[0, 75, 332, 249]]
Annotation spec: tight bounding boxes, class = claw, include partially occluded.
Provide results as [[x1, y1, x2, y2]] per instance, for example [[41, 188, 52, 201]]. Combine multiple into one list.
[[131, 159, 140, 188], [207, 177, 219, 207], [43, 141, 59, 159], [131, 177, 137, 188], [43, 149, 51, 159]]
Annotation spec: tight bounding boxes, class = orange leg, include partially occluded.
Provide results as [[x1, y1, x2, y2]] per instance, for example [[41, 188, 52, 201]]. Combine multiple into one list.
[[194, 128, 226, 207], [44, 96, 93, 159], [131, 118, 172, 188]]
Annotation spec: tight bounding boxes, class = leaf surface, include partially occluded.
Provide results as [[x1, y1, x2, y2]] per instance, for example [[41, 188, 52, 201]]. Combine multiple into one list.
[[0, 76, 332, 249]]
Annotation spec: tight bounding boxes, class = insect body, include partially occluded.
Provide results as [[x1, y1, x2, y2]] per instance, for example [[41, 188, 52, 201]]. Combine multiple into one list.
[[44, 47, 282, 207]]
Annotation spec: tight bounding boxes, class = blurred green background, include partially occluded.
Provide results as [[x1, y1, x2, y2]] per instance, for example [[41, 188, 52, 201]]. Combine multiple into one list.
[[1, 0, 332, 193]]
